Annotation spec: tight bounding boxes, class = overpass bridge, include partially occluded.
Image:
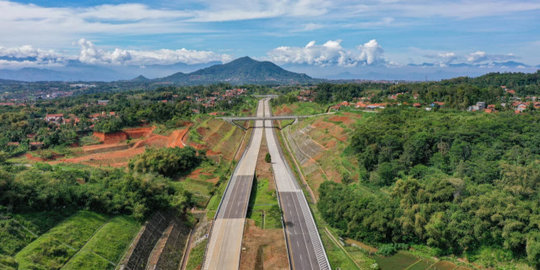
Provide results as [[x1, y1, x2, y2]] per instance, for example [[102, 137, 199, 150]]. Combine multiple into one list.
[[220, 113, 332, 130]]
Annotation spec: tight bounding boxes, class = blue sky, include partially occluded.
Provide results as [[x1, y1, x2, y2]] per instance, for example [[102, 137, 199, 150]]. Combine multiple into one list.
[[0, 0, 538, 79]]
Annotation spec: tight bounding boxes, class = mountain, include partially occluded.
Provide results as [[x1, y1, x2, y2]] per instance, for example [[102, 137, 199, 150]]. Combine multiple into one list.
[[130, 75, 150, 82], [0, 60, 218, 82], [0, 57, 314, 84], [159, 56, 315, 85]]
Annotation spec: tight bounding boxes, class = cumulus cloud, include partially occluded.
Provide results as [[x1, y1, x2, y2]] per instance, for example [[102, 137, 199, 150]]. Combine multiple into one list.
[[0, 45, 66, 68], [423, 51, 458, 66], [77, 39, 232, 66], [466, 51, 516, 63], [267, 39, 384, 67], [0, 40, 232, 68]]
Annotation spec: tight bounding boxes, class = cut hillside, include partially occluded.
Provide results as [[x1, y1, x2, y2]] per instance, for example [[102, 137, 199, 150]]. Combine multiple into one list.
[[48, 125, 190, 168], [184, 115, 244, 162], [280, 111, 368, 198], [175, 115, 248, 208], [12, 211, 140, 270]]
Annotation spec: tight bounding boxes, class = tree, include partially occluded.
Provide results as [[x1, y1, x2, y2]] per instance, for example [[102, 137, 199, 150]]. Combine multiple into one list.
[[265, 153, 271, 163], [129, 146, 202, 177], [526, 232, 540, 268]]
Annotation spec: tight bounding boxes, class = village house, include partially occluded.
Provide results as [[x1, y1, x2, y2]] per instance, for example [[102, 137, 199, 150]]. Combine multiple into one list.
[[89, 111, 116, 121], [467, 102, 486, 112], [45, 113, 64, 124]]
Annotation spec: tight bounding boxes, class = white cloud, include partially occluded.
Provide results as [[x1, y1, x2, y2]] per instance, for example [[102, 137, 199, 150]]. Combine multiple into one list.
[[466, 51, 516, 63], [293, 23, 324, 32], [341, 0, 540, 19], [267, 39, 384, 67], [77, 39, 232, 66], [191, 0, 329, 22], [423, 51, 458, 66], [0, 40, 232, 68], [0, 45, 66, 68]]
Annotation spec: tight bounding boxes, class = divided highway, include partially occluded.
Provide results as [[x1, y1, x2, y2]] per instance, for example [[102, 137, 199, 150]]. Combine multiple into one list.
[[202, 99, 265, 270], [203, 97, 330, 270], [263, 99, 331, 270]]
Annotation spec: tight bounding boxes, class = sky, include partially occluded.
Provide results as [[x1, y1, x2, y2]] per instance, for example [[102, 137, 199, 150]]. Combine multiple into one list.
[[0, 0, 539, 79]]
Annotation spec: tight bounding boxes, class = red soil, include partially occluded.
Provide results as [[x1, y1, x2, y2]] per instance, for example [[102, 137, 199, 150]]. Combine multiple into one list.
[[275, 105, 293, 115], [25, 153, 46, 162], [93, 126, 154, 145], [124, 127, 153, 138], [25, 153, 64, 161], [325, 140, 337, 148], [53, 147, 146, 168], [206, 149, 221, 156], [93, 131, 128, 144], [55, 126, 190, 168], [328, 115, 354, 125], [196, 127, 207, 137]]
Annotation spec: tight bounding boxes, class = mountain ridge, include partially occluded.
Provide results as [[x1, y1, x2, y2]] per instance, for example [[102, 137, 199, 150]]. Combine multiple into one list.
[[160, 56, 315, 85], [0, 57, 316, 84]]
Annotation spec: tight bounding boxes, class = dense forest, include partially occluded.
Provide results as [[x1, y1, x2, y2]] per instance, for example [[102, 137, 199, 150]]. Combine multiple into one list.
[[0, 161, 193, 221], [318, 108, 540, 267], [313, 71, 540, 109]]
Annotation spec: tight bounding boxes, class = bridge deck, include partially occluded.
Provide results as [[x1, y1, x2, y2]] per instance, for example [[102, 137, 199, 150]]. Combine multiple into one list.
[[221, 115, 307, 121]]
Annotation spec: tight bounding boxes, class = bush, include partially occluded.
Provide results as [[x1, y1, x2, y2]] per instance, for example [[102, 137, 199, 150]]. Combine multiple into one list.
[[129, 146, 202, 177], [376, 243, 409, 256], [376, 244, 398, 256], [265, 153, 271, 163], [0, 151, 8, 163]]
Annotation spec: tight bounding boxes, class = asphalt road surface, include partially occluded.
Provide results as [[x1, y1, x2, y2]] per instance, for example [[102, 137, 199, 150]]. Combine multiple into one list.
[[202, 99, 265, 270], [263, 99, 331, 270]]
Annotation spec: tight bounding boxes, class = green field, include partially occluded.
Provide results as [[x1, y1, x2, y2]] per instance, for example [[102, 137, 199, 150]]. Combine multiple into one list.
[[273, 102, 327, 115], [62, 216, 140, 270], [186, 239, 207, 270], [246, 177, 281, 229]]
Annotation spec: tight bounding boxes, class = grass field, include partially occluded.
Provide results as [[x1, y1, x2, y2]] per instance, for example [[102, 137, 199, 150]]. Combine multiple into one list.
[[62, 216, 140, 270], [273, 102, 327, 116], [205, 180, 227, 219], [15, 211, 108, 269], [186, 239, 207, 270], [246, 178, 281, 229], [0, 210, 75, 258]]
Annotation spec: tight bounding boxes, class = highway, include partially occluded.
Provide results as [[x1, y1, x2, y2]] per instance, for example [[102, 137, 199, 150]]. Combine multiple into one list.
[[263, 99, 331, 270], [202, 99, 265, 270]]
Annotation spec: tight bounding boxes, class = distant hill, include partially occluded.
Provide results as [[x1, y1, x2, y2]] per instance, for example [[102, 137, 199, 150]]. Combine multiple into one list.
[[159, 56, 316, 85], [130, 75, 150, 82]]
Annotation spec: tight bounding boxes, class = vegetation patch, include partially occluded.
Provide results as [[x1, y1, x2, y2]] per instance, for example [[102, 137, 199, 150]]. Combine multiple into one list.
[[14, 211, 107, 269], [246, 178, 281, 229], [186, 239, 207, 270], [129, 146, 203, 177], [319, 108, 540, 268], [62, 216, 140, 269]]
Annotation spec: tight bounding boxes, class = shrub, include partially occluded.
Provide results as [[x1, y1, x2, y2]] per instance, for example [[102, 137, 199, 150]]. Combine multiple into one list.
[[129, 146, 202, 177]]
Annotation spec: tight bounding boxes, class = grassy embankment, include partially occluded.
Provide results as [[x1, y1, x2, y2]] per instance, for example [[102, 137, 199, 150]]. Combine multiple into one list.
[[185, 239, 208, 270], [62, 216, 139, 270], [3, 210, 139, 270]]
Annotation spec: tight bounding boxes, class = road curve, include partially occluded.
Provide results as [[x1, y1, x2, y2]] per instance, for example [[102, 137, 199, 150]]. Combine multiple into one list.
[[263, 99, 331, 270], [202, 99, 265, 270]]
